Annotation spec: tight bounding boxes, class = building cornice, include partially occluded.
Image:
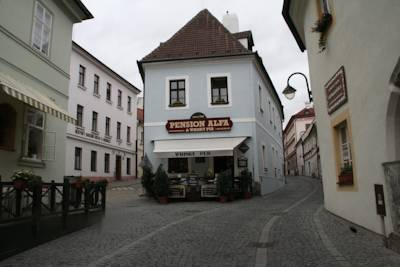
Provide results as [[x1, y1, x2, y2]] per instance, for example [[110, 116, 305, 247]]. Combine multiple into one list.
[[67, 133, 136, 154]]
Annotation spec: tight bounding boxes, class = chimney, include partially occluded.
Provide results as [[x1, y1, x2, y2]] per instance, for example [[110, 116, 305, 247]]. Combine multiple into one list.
[[222, 11, 239, 33]]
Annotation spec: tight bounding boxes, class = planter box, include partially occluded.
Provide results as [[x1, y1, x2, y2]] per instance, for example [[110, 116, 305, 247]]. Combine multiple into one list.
[[158, 196, 168, 204], [337, 172, 353, 186], [219, 196, 228, 203], [243, 191, 252, 199]]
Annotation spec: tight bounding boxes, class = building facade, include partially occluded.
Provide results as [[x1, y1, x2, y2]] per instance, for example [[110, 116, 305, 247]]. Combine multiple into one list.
[[0, 0, 92, 182], [65, 42, 140, 181], [283, 0, 400, 237], [283, 107, 314, 175], [136, 97, 144, 178], [302, 120, 320, 178], [139, 10, 285, 195]]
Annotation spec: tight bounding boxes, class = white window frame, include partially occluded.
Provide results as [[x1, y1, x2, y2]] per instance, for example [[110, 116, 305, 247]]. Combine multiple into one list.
[[262, 144, 267, 172], [23, 107, 45, 161], [207, 73, 232, 108], [31, 1, 52, 56], [165, 75, 189, 110]]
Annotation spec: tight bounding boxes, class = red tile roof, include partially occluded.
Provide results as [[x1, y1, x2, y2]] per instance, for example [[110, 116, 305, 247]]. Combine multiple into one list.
[[137, 108, 144, 122], [140, 9, 252, 63]]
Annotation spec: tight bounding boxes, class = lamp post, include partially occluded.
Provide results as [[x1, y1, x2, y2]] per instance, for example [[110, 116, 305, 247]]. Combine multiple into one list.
[[282, 72, 313, 102]]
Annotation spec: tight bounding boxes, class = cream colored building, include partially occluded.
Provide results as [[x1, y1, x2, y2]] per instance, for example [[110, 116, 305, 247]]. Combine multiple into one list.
[[302, 120, 320, 178], [283, 0, 400, 240]]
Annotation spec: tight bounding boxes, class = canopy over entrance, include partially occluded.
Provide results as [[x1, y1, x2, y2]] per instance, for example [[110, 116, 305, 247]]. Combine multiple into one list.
[[0, 72, 76, 124], [153, 137, 247, 158]]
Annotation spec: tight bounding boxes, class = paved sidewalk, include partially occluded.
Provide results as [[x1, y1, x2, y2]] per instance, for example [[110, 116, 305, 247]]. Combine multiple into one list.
[[1, 177, 400, 267]]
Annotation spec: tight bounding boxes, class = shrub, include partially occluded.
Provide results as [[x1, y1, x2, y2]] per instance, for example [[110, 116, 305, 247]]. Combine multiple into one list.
[[153, 164, 169, 197], [240, 169, 252, 193], [217, 169, 233, 196]]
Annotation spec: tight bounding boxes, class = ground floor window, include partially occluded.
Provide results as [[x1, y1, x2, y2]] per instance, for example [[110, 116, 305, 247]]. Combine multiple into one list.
[[104, 153, 110, 173], [0, 104, 16, 151], [74, 147, 82, 170], [334, 119, 354, 185], [24, 108, 45, 160], [126, 157, 131, 175], [168, 158, 188, 173], [91, 150, 97, 172]]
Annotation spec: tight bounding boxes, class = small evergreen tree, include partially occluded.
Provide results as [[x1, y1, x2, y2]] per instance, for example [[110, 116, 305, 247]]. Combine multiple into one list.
[[217, 169, 233, 196], [153, 164, 169, 197], [141, 155, 154, 196]]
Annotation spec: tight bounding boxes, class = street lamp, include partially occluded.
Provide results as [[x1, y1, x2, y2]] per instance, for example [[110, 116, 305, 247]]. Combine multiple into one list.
[[282, 72, 313, 102]]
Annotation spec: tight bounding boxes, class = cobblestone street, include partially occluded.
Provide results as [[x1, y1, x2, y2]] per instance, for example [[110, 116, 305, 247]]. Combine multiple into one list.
[[2, 177, 400, 267]]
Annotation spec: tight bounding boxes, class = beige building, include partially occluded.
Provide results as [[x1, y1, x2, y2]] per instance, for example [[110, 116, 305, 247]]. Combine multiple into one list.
[[283, 0, 400, 241], [283, 107, 314, 176], [302, 120, 320, 178]]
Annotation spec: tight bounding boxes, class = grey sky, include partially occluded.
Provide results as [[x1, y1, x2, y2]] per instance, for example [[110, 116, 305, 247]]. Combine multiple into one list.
[[73, 0, 311, 124]]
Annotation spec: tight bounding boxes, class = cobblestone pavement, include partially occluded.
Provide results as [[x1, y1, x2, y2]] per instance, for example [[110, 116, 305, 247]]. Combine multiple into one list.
[[2, 177, 400, 267]]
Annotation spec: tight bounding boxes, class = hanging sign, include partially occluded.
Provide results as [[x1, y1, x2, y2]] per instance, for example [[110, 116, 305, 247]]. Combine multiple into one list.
[[325, 66, 348, 115], [166, 117, 232, 133]]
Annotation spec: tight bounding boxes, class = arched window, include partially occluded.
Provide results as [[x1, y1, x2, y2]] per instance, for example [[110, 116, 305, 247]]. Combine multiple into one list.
[[0, 104, 17, 151]]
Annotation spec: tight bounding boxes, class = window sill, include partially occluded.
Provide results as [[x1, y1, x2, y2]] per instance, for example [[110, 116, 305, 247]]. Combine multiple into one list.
[[93, 93, 101, 98], [127, 142, 132, 146], [127, 111, 132, 115], [91, 130, 99, 135], [117, 105, 123, 111], [211, 102, 230, 106], [337, 172, 354, 186], [74, 168, 82, 171], [18, 157, 45, 168], [106, 99, 112, 105], [169, 104, 186, 108], [117, 139, 123, 144], [78, 84, 87, 91]]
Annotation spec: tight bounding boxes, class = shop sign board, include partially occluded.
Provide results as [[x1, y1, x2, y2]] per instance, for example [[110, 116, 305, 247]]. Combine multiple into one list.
[[325, 66, 348, 115], [166, 117, 232, 133], [155, 150, 233, 158]]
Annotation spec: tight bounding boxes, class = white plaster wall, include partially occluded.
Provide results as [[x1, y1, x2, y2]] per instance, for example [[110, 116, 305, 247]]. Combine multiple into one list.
[[297, 0, 400, 234]]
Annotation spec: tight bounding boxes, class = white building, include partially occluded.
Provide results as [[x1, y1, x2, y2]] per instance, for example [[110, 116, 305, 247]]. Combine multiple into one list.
[[283, 0, 400, 241], [66, 42, 140, 181], [136, 97, 144, 178], [138, 9, 285, 195]]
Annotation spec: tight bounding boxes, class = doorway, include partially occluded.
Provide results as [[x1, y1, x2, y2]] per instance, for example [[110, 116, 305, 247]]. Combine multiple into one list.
[[214, 156, 234, 176], [115, 155, 122, 180]]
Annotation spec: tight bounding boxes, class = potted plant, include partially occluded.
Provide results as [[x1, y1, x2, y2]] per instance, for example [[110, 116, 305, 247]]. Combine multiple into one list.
[[11, 170, 41, 191], [311, 12, 332, 52], [153, 164, 169, 204], [217, 170, 233, 203], [72, 177, 84, 189], [338, 163, 353, 185], [240, 169, 252, 199], [141, 155, 155, 196]]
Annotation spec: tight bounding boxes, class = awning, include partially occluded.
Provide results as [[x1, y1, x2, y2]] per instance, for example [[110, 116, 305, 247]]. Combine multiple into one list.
[[0, 72, 76, 124], [153, 137, 247, 158]]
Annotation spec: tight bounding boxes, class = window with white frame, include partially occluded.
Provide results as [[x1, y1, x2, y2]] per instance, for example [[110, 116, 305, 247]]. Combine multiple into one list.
[[127, 96, 132, 113], [92, 111, 98, 132], [268, 101, 272, 124], [169, 79, 186, 107], [76, 105, 83, 127], [339, 123, 352, 167], [104, 153, 110, 173], [106, 83, 112, 101], [94, 74, 99, 95], [258, 86, 263, 113], [262, 145, 267, 171], [211, 77, 229, 105], [117, 90, 122, 107], [78, 65, 86, 87], [74, 147, 82, 170], [127, 126, 131, 143], [23, 108, 45, 160], [105, 117, 110, 136], [90, 150, 97, 172], [32, 1, 52, 56], [117, 122, 121, 140]]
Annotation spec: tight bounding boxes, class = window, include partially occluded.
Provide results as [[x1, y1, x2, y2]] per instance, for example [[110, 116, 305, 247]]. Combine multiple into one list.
[[334, 120, 354, 185], [127, 126, 131, 143], [0, 104, 16, 151], [169, 79, 185, 106], [76, 105, 83, 127], [32, 1, 52, 56], [339, 124, 352, 166], [117, 122, 121, 140], [94, 74, 99, 95], [272, 107, 276, 129], [211, 77, 228, 105], [127, 96, 132, 113], [106, 83, 112, 101], [118, 90, 122, 107], [268, 101, 272, 123], [262, 145, 267, 171], [321, 0, 331, 14], [105, 117, 110, 136], [168, 158, 188, 173], [78, 65, 86, 87], [104, 153, 110, 173], [74, 147, 82, 170], [24, 108, 45, 160], [126, 157, 131, 175], [92, 111, 98, 132], [90, 150, 97, 172], [258, 86, 263, 112]]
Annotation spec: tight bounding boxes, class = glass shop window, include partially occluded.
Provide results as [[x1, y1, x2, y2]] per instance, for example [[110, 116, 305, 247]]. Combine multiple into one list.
[[168, 158, 188, 173]]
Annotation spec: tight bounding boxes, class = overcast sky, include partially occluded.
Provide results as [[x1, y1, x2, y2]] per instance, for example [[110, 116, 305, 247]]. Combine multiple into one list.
[[73, 0, 311, 125]]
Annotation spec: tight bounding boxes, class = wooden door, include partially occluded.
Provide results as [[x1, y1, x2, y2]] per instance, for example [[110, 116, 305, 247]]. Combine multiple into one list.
[[115, 155, 122, 180]]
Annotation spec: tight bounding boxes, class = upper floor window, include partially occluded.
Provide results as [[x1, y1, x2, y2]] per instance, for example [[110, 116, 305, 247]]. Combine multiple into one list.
[[74, 147, 82, 170], [118, 90, 122, 107], [90, 150, 97, 172], [76, 105, 83, 127], [211, 77, 228, 105], [127, 96, 132, 113], [32, 1, 52, 56], [117, 122, 121, 140], [92, 111, 98, 132], [94, 74, 99, 95], [78, 65, 86, 87], [105, 117, 110, 136], [258, 86, 263, 113], [169, 80, 186, 107], [106, 83, 112, 102], [127, 126, 131, 143]]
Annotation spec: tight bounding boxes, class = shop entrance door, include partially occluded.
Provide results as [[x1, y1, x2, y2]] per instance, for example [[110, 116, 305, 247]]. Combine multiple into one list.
[[214, 156, 234, 176], [115, 155, 122, 180]]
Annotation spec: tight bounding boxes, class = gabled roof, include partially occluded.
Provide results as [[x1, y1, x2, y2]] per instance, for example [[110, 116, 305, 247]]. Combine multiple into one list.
[[232, 31, 254, 49], [140, 9, 252, 63], [283, 107, 315, 134]]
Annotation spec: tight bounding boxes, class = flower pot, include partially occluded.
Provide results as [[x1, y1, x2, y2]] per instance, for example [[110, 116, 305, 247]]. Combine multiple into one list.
[[337, 172, 353, 185], [243, 191, 252, 199], [73, 181, 83, 189], [158, 196, 168, 204], [13, 179, 26, 190], [219, 196, 228, 203]]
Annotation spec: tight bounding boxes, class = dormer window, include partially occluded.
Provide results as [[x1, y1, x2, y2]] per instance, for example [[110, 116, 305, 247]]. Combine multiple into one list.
[[32, 1, 52, 56], [211, 77, 228, 105]]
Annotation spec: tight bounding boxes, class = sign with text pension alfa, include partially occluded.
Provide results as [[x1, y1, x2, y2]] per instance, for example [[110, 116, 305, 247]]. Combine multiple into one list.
[[166, 117, 233, 133]]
